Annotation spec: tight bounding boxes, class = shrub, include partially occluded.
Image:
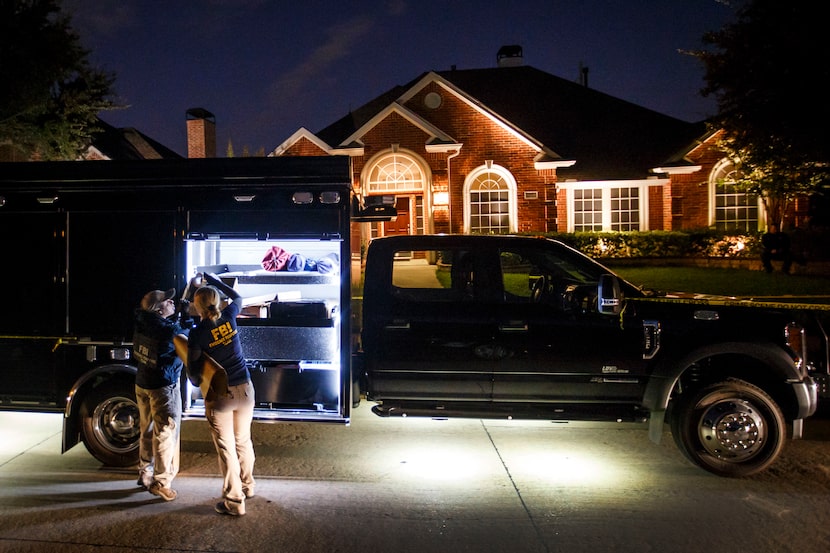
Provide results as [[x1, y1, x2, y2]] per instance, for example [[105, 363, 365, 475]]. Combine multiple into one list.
[[524, 230, 763, 259]]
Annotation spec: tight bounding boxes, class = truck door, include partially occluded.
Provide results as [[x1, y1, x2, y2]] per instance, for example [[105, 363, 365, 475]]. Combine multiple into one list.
[[491, 244, 647, 403], [0, 211, 64, 401], [363, 245, 498, 402], [67, 210, 179, 340]]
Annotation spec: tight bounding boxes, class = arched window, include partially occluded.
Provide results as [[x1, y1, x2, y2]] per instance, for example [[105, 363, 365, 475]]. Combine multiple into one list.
[[363, 149, 429, 236], [464, 164, 517, 234], [710, 160, 762, 231], [365, 151, 425, 194]]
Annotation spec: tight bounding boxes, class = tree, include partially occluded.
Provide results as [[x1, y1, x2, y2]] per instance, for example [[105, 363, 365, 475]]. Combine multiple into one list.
[[0, 0, 116, 160], [696, 0, 830, 228]]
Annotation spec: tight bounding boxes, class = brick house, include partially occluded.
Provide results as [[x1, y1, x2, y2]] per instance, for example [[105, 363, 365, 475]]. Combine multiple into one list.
[[267, 49, 778, 249]]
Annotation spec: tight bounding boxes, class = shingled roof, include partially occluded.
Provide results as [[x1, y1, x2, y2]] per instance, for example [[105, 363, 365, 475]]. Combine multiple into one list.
[[316, 65, 707, 181], [87, 119, 182, 160]]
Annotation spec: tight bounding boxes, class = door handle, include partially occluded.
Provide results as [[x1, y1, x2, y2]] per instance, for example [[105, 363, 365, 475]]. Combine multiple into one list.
[[499, 321, 528, 332]]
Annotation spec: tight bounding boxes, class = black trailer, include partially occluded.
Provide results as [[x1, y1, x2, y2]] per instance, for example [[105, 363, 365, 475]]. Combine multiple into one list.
[[0, 157, 355, 466]]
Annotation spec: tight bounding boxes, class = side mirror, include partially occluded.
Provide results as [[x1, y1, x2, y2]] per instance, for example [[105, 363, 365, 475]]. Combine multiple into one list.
[[597, 274, 622, 315]]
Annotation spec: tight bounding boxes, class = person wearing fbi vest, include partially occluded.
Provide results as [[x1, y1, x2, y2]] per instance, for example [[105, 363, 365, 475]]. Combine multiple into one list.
[[188, 273, 256, 516], [133, 288, 191, 502]]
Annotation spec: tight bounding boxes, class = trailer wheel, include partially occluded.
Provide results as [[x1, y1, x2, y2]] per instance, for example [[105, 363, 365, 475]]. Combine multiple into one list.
[[79, 381, 140, 467], [670, 378, 785, 477]]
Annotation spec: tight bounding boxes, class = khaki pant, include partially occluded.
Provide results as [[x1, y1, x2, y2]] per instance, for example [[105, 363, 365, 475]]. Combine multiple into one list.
[[206, 380, 256, 505], [136, 381, 181, 489]]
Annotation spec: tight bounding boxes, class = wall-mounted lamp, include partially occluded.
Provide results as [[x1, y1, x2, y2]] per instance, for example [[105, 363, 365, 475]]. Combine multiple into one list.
[[433, 192, 449, 206]]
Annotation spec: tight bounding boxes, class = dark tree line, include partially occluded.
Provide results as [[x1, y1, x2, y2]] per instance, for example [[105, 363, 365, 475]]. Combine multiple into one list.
[[0, 0, 116, 160], [696, 0, 830, 227]]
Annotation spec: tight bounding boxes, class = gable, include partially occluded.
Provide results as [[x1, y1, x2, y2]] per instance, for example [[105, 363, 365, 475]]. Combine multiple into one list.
[[270, 127, 332, 157], [335, 103, 457, 150]]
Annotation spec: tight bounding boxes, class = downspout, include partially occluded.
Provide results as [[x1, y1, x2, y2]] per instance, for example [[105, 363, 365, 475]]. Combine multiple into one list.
[[446, 148, 460, 234]]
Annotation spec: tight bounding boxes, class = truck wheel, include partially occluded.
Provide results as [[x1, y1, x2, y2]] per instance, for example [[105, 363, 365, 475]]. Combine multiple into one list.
[[670, 378, 785, 477], [79, 381, 140, 467]]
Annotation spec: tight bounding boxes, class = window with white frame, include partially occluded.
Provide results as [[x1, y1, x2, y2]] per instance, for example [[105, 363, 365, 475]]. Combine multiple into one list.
[[569, 184, 646, 232], [710, 160, 761, 231], [464, 165, 517, 234], [610, 187, 640, 231], [366, 151, 425, 193], [573, 188, 603, 231]]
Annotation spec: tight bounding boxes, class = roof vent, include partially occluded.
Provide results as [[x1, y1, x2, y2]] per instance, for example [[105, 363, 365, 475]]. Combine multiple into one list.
[[497, 45, 523, 68]]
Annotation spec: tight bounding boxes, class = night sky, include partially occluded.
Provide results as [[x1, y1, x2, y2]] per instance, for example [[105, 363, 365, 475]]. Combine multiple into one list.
[[64, 0, 735, 157]]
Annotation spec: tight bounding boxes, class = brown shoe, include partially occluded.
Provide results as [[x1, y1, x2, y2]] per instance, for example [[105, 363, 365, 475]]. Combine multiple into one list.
[[148, 482, 177, 502], [215, 499, 245, 516]]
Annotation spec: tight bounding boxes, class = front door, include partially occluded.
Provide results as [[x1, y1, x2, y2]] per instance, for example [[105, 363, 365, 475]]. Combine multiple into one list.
[[384, 197, 410, 236]]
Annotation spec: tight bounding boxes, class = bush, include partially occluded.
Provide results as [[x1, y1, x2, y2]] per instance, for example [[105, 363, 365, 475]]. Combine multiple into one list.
[[525, 230, 763, 259]]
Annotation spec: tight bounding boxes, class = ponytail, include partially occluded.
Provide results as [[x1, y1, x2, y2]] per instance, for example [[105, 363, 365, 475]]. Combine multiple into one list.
[[194, 286, 223, 322]]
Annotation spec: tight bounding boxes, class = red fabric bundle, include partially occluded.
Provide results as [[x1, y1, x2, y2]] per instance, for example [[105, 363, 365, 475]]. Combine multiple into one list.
[[261, 246, 290, 271]]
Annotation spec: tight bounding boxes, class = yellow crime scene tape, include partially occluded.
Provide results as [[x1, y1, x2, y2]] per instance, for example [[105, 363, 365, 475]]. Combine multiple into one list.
[[0, 335, 81, 352], [632, 296, 830, 311]]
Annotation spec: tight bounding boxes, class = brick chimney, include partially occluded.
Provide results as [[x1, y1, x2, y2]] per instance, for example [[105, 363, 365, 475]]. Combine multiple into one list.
[[186, 107, 216, 158]]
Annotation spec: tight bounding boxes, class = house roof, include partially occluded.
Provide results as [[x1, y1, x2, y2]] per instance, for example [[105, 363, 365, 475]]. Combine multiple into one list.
[[316, 65, 707, 181], [87, 119, 182, 160]]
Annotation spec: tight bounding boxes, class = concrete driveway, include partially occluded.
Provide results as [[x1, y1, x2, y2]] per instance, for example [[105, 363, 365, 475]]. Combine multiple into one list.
[[2, 402, 830, 552]]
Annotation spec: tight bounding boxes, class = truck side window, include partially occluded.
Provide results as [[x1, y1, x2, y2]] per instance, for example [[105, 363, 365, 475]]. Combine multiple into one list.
[[499, 249, 538, 302], [389, 248, 502, 302], [391, 249, 450, 301]]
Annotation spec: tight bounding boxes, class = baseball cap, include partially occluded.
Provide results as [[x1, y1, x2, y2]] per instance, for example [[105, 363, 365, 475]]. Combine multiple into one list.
[[141, 288, 176, 312]]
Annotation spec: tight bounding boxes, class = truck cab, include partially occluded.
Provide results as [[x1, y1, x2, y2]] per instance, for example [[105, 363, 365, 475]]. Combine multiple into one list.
[[358, 234, 822, 477]]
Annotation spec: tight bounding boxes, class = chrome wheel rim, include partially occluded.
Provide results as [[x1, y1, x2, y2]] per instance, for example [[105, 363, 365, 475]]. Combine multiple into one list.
[[92, 396, 140, 453], [697, 399, 766, 461]]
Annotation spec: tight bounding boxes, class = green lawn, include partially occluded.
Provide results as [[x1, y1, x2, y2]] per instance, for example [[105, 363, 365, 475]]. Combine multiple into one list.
[[609, 265, 830, 300], [354, 263, 829, 303]]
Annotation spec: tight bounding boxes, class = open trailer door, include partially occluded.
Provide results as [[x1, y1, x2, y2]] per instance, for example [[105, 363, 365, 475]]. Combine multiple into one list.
[[180, 162, 354, 424]]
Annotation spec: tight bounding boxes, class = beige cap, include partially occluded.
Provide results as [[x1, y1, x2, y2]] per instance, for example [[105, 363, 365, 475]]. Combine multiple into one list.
[[141, 288, 176, 312]]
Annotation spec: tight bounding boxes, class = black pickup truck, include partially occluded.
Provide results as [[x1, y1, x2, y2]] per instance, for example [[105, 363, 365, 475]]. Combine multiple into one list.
[[357, 234, 826, 477]]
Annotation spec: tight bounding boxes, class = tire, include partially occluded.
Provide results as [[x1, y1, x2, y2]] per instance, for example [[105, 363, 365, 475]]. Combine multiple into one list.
[[670, 378, 785, 477], [79, 381, 140, 467]]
